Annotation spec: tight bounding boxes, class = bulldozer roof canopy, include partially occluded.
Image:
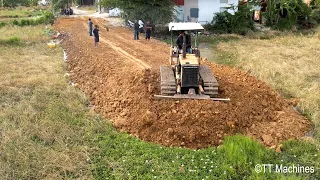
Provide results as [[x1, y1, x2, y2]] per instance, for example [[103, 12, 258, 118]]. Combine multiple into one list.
[[168, 22, 204, 31]]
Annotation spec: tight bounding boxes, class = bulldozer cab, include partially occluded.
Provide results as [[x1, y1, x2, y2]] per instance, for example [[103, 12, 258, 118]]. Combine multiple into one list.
[[168, 22, 204, 67]]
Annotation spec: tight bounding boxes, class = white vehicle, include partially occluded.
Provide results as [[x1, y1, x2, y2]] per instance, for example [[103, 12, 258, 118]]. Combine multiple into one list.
[[109, 8, 122, 17], [38, 0, 50, 6]]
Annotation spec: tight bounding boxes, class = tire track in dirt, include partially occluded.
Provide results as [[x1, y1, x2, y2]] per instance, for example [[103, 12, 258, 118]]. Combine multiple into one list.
[[80, 21, 151, 70], [99, 38, 151, 69], [93, 18, 169, 68]]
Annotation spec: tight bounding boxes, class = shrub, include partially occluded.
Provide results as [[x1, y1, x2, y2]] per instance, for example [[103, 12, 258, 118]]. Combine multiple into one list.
[[12, 20, 19, 26], [0, 22, 6, 28], [209, 4, 255, 35], [263, 0, 320, 30], [11, 12, 54, 27], [311, 9, 320, 24], [0, 36, 21, 46]]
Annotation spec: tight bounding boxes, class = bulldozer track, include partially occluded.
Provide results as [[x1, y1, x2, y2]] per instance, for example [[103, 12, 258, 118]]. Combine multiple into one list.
[[199, 65, 219, 97], [160, 66, 176, 96]]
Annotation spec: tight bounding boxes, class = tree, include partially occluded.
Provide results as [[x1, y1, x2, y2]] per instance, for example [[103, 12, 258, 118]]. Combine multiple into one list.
[[51, 0, 72, 13], [262, 0, 319, 30], [3, 0, 19, 7], [99, 0, 175, 25]]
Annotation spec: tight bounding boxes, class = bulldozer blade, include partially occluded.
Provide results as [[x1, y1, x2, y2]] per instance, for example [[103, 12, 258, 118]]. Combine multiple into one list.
[[154, 94, 231, 101]]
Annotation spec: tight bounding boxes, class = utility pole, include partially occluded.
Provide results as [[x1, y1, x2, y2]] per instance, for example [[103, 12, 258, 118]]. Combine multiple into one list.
[[67, 0, 70, 15]]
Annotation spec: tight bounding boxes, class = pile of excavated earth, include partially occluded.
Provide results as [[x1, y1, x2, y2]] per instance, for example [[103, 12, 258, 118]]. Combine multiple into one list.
[[53, 17, 311, 149]]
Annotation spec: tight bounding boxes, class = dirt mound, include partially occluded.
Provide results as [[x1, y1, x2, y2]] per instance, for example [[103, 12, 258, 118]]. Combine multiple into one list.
[[53, 17, 311, 149]]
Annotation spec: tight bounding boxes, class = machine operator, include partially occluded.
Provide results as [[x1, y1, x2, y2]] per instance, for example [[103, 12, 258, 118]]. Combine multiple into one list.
[[176, 31, 192, 54]]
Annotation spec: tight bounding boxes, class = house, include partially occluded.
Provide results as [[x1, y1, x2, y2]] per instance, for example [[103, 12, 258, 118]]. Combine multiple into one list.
[[173, 0, 239, 24]]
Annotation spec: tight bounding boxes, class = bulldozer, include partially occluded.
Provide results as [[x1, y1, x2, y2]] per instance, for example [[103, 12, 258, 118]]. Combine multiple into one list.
[[155, 22, 221, 100]]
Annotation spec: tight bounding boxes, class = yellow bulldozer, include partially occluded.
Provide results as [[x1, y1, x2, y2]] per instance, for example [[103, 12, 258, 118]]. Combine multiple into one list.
[[155, 22, 226, 100]]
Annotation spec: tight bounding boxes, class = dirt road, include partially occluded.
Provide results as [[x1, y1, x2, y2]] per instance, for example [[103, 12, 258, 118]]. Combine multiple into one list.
[[53, 17, 311, 149]]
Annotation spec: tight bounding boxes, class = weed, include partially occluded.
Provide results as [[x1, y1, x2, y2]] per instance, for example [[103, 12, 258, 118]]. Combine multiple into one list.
[[0, 36, 21, 46], [0, 22, 6, 28], [91, 134, 318, 179]]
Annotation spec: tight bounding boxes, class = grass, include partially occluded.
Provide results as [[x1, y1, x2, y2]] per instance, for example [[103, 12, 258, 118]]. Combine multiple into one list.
[[0, 25, 99, 178], [208, 28, 320, 141], [0, 17, 319, 179], [0, 6, 46, 17], [0, 36, 21, 45], [0, 24, 51, 43], [93, 134, 319, 179]]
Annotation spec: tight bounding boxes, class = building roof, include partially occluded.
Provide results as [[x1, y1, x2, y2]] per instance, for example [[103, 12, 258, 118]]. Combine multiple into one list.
[[168, 22, 204, 31]]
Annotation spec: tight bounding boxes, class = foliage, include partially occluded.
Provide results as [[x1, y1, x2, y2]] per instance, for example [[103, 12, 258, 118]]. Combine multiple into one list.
[[3, 0, 19, 7], [207, 2, 257, 35], [0, 22, 6, 28], [263, 0, 320, 30], [0, 36, 21, 45], [309, 0, 320, 25], [92, 133, 319, 179], [11, 11, 54, 26], [52, 0, 71, 12], [99, 0, 175, 25]]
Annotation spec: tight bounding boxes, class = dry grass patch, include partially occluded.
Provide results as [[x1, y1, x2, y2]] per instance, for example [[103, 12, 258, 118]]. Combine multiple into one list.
[[0, 26, 107, 179], [0, 24, 51, 43], [215, 30, 320, 140], [0, 6, 45, 17]]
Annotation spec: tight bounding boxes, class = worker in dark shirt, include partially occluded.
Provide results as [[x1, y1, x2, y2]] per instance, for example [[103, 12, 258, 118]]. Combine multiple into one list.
[[88, 18, 93, 36], [176, 31, 191, 53], [134, 20, 139, 40], [93, 25, 99, 48], [145, 21, 152, 41]]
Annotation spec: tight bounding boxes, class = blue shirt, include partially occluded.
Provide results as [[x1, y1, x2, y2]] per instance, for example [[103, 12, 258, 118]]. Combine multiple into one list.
[[88, 21, 93, 29]]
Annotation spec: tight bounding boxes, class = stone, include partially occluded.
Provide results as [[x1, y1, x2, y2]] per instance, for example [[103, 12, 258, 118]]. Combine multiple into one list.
[[114, 118, 126, 128], [167, 128, 174, 136], [262, 134, 273, 145], [120, 111, 127, 117], [276, 144, 282, 153], [146, 110, 157, 121], [148, 84, 154, 93]]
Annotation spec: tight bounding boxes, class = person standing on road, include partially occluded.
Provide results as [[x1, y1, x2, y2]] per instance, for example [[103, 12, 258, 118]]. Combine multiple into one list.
[[134, 20, 139, 40], [145, 21, 152, 41], [93, 25, 99, 48], [88, 18, 93, 36]]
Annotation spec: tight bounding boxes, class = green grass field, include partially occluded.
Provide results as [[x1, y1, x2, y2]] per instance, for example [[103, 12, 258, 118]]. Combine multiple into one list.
[[0, 13, 319, 178]]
